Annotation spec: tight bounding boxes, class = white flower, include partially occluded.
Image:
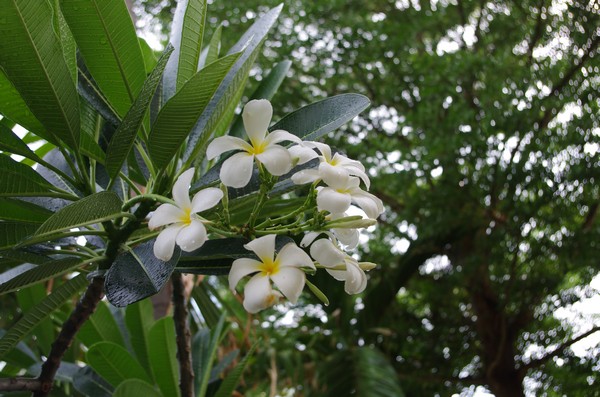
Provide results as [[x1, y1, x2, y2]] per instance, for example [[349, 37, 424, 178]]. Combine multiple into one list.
[[301, 212, 361, 249], [148, 168, 223, 261], [291, 141, 370, 188], [206, 99, 302, 188], [316, 165, 384, 219], [309, 239, 369, 295], [229, 234, 315, 313]]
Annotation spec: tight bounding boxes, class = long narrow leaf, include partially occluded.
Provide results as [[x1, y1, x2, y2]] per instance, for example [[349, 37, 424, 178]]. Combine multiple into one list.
[[0, 70, 47, 138], [0, 123, 43, 163], [193, 315, 226, 397], [0, 222, 39, 251], [213, 342, 258, 397], [183, 5, 283, 165], [0, 257, 86, 295], [148, 317, 181, 397], [125, 298, 155, 377], [204, 25, 223, 68], [0, 198, 52, 223], [0, 153, 56, 198], [0, 0, 80, 149], [148, 52, 241, 171], [79, 301, 127, 349], [61, 0, 146, 116], [0, 274, 88, 358], [163, 0, 207, 100], [113, 379, 163, 397], [105, 44, 174, 180], [86, 341, 152, 387]]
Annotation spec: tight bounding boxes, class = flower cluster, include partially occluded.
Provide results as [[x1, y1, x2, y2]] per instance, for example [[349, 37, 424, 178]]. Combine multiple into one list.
[[148, 99, 384, 313]]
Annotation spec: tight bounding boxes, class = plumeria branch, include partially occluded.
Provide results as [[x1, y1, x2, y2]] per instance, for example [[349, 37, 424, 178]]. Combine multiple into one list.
[[172, 273, 194, 397]]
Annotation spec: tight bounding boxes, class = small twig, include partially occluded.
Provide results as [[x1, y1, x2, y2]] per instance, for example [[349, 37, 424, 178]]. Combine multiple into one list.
[[172, 272, 194, 397], [0, 377, 43, 392], [34, 277, 105, 397]]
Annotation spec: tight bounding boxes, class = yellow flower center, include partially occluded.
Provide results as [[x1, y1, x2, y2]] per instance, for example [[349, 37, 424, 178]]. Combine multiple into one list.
[[258, 258, 280, 276], [179, 207, 192, 225], [249, 139, 268, 155]]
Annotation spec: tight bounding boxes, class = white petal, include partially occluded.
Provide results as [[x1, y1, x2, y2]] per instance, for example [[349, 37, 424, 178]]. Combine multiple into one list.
[[206, 136, 252, 159], [320, 163, 351, 189], [229, 258, 262, 290], [243, 274, 275, 313], [311, 141, 332, 161], [333, 228, 360, 249], [191, 187, 223, 213], [288, 144, 318, 165], [153, 224, 183, 261], [300, 231, 320, 247], [291, 169, 321, 185], [172, 168, 194, 208], [148, 204, 185, 229], [264, 129, 302, 145], [351, 190, 384, 219], [256, 146, 292, 176], [220, 152, 255, 188], [271, 267, 305, 304], [343, 260, 367, 294], [242, 99, 272, 146], [344, 164, 371, 189], [277, 243, 315, 270], [175, 219, 208, 252], [309, 239, 344, 267], [317, 188, 352, 214], [244, 234, 276, 263]]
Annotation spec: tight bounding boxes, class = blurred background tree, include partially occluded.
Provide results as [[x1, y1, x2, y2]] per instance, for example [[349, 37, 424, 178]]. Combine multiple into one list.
[[132, 1, 599, 396]]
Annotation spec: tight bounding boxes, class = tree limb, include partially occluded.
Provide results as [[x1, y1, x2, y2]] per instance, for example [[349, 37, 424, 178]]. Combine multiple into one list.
[[0, 377, 42, 393], [172, 272, 194, 397]]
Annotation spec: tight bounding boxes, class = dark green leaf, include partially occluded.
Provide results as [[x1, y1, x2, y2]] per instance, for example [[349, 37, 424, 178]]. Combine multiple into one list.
[[0, 70, 47, 138], [193, 315, 225, 397], [79, 301, 127, 349], [113, 379, 163, 397], [105, 240, 179, 307], [86, 341, 152, 387], [61, 0, 146, 116], [0, 198, 52, 223], [0, 0, 80, 149], [22, 191, 121, 247], [204, 25, 223, 68], [182, 5, 283, 165], [0, 257, 86, 295], [105, 44, 174, 180], [148, 317, 181, 397], [0, 123, 43, 163], [213, 342, 257, 397], [0, 154, 56, 198], [0, 222, 39, 251], [125, 298, 155, 377], [0, 274, 87, 359], [148, 52, 241, 171]]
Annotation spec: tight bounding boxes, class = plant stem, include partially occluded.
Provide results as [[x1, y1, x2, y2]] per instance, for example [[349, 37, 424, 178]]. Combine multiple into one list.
[[0, 378, 43, 393], [34, 277, 105, 397], [172, 272, 194, 397]]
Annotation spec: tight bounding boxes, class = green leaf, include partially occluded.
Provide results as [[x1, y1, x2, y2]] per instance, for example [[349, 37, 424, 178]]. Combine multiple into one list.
[[73, 366, 114, 397], [0, 222, 39, 251], [0, 121, 43, 163], [194, 314, 225, 397], [0, 257, 85, 295], [0, 153, 56, 198], [105, 240, 179, 307], [0, 330, 38, 370], [139, 37, 158, 74], [77, 55, 121, 129], [183, 5, 283, 166], [0, 70, 47, 137], [113, 379, 163, 397], [163, 0, 208, 98], [79, 301, 127, 348], [148, 52, 241, 171], [0, 274, 87, 359], [0, 0, 80, 149], [191, 283, 221, 329], [16, 283, 54, 353], [61, 0, 147, 116], [229, 60, 292, 137], [125, 298, 155, 377], [204, 25, 223, 68], [0, 198, 52, 223], [53, 0, 77, 83], [105, 44, 174, 180], [213, 342, 257, 397], [87, 341, 152, 387], [273, 93, 370, 141], [23, 191, 122, 246], [148, 317, 181, 397]]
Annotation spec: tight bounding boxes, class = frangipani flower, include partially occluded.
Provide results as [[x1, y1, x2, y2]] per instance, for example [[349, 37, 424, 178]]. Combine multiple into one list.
[[229, 234, 315, 313], [148, 168, 223, 261], [301, 212, 365, 249], [309, 238, 370, 294], [206, 99, 302, 188], [291, 141, 370, 188], [316, 165, 384, 219]]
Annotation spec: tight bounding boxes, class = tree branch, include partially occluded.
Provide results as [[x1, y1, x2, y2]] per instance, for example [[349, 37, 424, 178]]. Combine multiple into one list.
[[0, 377, 43, 393], [172, 272, 194, 397], [520, 326, 600, 372]]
